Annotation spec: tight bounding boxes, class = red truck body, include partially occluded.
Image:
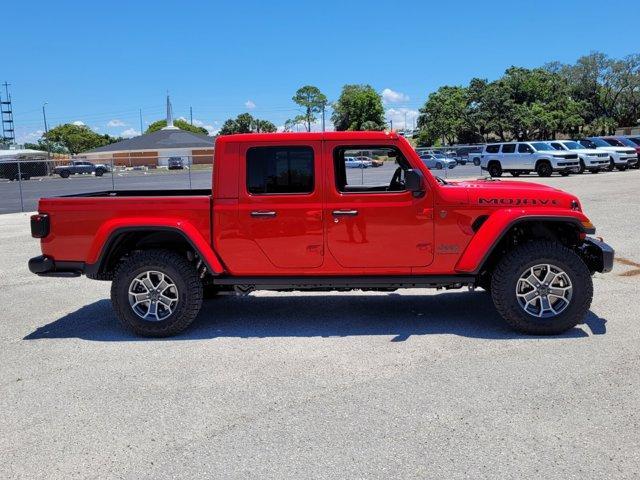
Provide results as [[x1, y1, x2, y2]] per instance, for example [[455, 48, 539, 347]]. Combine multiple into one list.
[[29, 131, 613, 337]]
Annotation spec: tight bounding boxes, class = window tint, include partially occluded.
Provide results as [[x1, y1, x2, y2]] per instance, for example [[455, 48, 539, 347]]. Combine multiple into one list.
[[485, 144, 500, 153], [579, 139, 597, 149], [518, 144, 533, 153], [550, 143, 564, 150], [501, 144, 516, 153], [246, 146, 314, 194], [604, 138, 624, 147]]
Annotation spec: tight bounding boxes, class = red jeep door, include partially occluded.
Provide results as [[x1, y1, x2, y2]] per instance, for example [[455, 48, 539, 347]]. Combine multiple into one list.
[[237, 142, 324, 269], [324, 142, 434, 269]]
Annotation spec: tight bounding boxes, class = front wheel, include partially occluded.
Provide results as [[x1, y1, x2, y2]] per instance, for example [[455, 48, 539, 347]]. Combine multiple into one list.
[[490, 241, 593, 335], [536, 161, 553, 177], [111, 249, 203, 337], [577, 160, 585, 174], [435, 162, 443, 170]]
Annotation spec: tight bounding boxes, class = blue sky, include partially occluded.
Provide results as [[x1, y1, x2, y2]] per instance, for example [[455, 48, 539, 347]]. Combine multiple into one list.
[[5, 0, 637, 143]]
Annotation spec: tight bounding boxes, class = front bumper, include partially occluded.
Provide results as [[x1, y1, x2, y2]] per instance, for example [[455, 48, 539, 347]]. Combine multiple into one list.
[[579, 237, 614, 274], [28, 255, 84, 277]]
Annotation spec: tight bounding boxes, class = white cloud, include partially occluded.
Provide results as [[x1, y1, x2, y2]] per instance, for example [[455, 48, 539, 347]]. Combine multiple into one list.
[[382, 88, 409, 104], [72, 120, 85, 126], [107, 119, 126, 127], [385, 108, 419, 130], [17, 130, 44, 144], [121, 128, 140, 138], [245, 100, 256, 109]]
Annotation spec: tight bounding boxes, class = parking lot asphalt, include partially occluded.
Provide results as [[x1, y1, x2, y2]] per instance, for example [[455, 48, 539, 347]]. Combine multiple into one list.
[[1, 171, 639, 479]]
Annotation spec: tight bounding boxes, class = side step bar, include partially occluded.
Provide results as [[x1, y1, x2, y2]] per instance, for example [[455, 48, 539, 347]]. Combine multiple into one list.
[[212, 275, 476, 290]]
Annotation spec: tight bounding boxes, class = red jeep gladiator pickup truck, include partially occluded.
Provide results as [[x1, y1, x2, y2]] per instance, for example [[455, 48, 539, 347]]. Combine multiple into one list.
[[28, 131, 613, 337]]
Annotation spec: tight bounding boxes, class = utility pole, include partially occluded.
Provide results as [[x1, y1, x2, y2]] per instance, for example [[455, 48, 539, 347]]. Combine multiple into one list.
[[190, 106, 193, 125], [390, 119, 393, 131], [404, 111, 407, 132], [321, 104, 325, 132], [139, 108, 143, 134], [42, 102, 50, 158]]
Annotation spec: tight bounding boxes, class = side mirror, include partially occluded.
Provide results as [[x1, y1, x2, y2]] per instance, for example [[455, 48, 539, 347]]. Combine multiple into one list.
[[405, 169, 425, 197]]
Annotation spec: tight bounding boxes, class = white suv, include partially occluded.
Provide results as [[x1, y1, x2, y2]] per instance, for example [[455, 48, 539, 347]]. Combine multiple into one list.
[[547, 140, 610, 174], [578, 138, 638, 171], [480, 142, 580, 177]]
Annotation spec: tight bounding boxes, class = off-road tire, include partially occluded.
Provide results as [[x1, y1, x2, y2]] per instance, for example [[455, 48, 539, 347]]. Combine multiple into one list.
[[490, 240, 593, 335], [488, 162, 502, 177], [95, 168, 105, 177], [111, 249, 203, 337], [536, 161, 553, 177]]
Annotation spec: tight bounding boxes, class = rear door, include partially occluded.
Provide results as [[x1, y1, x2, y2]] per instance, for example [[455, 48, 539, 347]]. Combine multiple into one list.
[[237, 142, 324, 269], [324, 141, 434, 269]]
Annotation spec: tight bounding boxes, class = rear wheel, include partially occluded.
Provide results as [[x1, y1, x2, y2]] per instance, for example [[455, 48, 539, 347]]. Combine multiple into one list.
[[488, 162, 502, 177], [490, 241, 592, 335], [95, 168, 105, 177], [111, 249, 203, 337], [59, 170, 70, 178], [536, 161, 553, 177], [435, 162, 443, 170]]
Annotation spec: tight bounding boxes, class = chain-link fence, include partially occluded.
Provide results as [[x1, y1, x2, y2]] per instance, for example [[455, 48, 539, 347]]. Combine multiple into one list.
[[0, 148, 489, 215], [0, 154, 213, 214]]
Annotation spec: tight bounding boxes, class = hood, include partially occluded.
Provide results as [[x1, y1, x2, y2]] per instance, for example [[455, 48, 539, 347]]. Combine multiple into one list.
[[446, 179, 580, 210], [595, 146, 636, 154]]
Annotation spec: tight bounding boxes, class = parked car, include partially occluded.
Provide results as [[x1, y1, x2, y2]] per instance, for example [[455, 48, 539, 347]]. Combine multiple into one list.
[[354, 156, 382, 167], [344, 156, 372, 168], [419, 154, 456, 170], [455, 146, 484, 166], [547, 140, 610, 174], [167, 157, 185, 170], [605, 137, 640, 170], [29, 131, 613, 337], [480, 142, 579, 177], [53, 161, 110, 178], [576, 138, 638, 171]]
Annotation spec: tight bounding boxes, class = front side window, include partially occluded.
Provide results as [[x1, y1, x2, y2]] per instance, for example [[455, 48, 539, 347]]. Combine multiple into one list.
[[485, 145, 500, 153], [246, 146, 314, 194], [518, 143, 533, 153], [333, 146, 410, 193]]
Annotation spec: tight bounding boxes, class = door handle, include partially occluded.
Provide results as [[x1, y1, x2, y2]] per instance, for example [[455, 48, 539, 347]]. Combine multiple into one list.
[[332, 210, 358, 216], [250, 211, 277, 218]]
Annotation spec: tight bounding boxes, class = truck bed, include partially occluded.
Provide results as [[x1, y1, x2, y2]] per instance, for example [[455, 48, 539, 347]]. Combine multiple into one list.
[[38, 191, 212, 264]]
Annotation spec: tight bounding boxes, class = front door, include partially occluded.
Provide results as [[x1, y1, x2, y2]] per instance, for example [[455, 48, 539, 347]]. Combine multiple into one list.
[[324, 142, 434, 269], [237, 142, 324, 269]]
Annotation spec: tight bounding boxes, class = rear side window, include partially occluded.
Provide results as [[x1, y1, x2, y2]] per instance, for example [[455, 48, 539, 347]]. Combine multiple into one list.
[[501, 144, 516, 153], [485, 144, 500, 153], [246, 146, 314, 194]]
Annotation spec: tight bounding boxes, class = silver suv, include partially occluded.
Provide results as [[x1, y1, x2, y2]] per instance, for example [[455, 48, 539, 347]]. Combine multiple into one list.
[[480, 142, 579, 177]]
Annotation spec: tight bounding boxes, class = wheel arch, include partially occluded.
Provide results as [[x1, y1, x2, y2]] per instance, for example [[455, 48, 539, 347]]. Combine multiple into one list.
[[455, 213, 593, 275], [85, 225, 224, 279]]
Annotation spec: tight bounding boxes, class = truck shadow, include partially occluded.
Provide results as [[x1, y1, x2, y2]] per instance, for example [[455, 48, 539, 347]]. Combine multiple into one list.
[[24, 291, 607, 342]]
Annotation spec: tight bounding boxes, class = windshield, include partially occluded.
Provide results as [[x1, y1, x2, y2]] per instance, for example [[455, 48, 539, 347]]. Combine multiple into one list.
[[562, 141, 583, 150], [616, 137, 637, 147], [531, 142, 554, 151], [589, 138, 610, 147], [627, 137, 640, 146], [603, 138, 625, 147]]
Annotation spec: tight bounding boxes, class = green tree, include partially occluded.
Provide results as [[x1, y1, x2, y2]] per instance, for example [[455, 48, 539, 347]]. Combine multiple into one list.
[[43, 124, 120, 154], [219, 113, 277, 135], [292, 85, 327, 132], [331, 84, 385, 131], [146, 118, 209, 135]]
